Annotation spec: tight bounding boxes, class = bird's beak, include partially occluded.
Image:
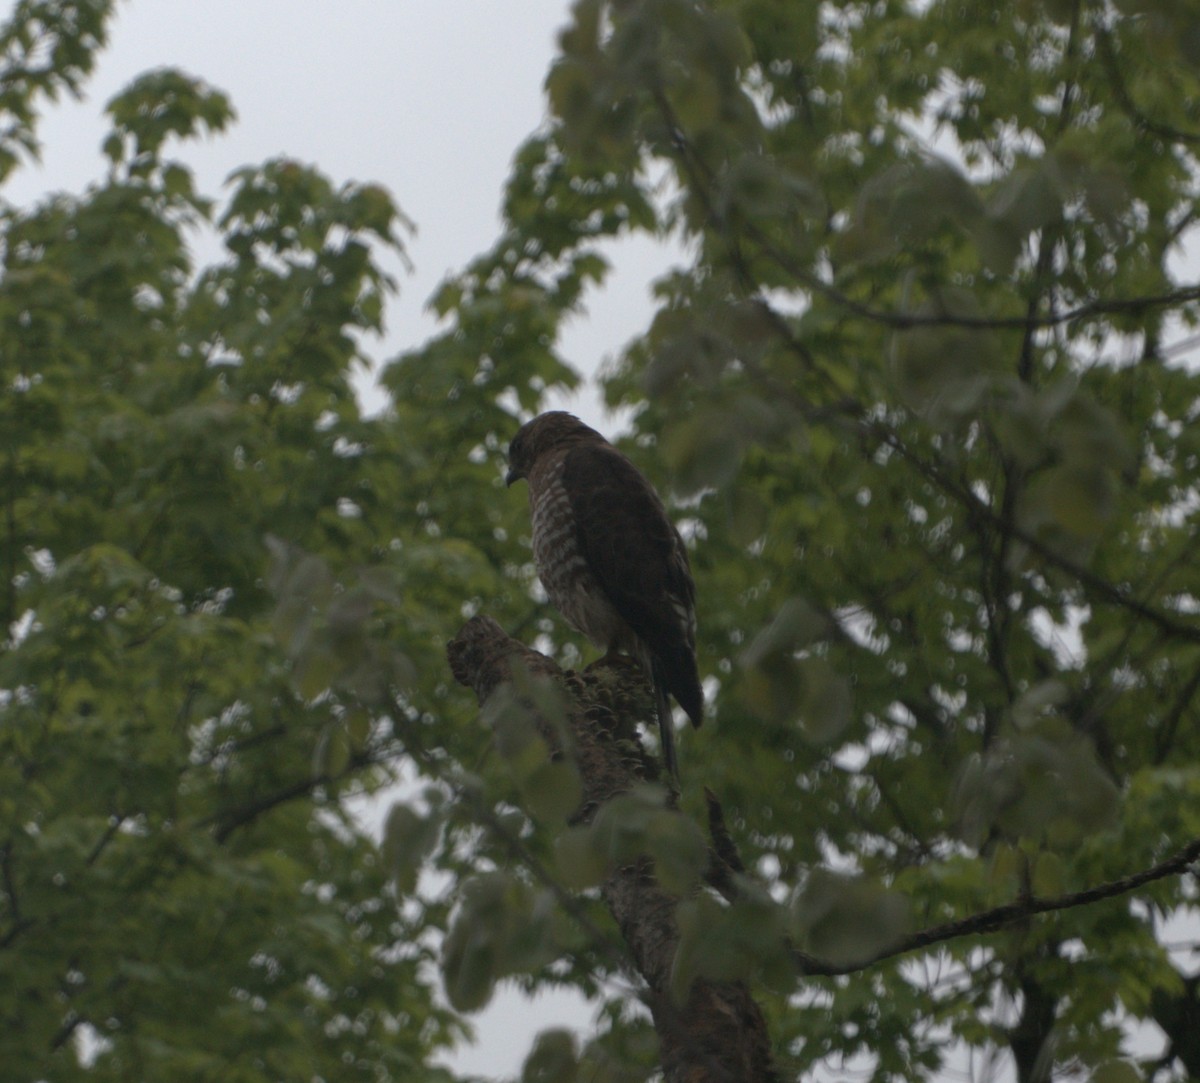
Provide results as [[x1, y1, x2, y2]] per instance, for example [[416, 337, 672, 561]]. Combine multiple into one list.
[[505, 467, 520, 487]]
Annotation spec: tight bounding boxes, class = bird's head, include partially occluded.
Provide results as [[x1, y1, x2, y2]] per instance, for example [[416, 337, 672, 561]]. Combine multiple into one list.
[[505, 411, 605, 486]]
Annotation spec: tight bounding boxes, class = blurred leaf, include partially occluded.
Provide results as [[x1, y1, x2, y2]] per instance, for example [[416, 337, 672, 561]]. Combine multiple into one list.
[[520, 759, 583, 824], [741, 597, 832, 668], [953, 729, 1121, 849], [646, 810, 709, 894], [794, 658, 854, 744], [985, 163, 1062, 238], [790, 870, 911, 969], [589, 785, 669, 866], [442, 873, 557, 1013], [555, 825, 610, 890], [890, 294, 1007, 424], [840, 156, 983, 265], [1011, 679, 1069, 730], [1020, 464, 1117, 540], [312, 722, 351, 778], [671, 884, 790, 1001], [522, 1029, 580, 1083], [741, 601, 851, 742], [382, 802, 443, 895], [1091, 1061, 1142, 1083], [661, 409, 748, 495], [442, 879, 506, 1013]]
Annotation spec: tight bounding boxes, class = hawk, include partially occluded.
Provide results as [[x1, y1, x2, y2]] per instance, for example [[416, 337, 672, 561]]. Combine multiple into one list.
[[505, 411, 703, 780]]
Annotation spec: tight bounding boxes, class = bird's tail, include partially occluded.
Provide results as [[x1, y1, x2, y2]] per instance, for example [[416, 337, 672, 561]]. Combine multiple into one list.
[[651, 659, 680, 785]]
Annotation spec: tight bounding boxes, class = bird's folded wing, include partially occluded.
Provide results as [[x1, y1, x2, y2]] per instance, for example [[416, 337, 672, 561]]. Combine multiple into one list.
[[561, 443, 696, 655]]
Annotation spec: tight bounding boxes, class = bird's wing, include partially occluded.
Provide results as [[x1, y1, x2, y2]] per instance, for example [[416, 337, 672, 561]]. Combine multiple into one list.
[[561, 443, 701, 724]]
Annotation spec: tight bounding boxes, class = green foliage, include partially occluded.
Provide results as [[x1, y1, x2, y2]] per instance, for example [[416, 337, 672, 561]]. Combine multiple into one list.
[[0, 0, 115, 181], [520, 1029, 579, 1083], [672, 881, 791, 999], [8, 0, 1200, 1080], [790, 870, 911, 971], [558, 784, 708, 894], [0, 4, 480, 1074], [441, 873, 559, 1013], [418, 0, 1200, 1079]]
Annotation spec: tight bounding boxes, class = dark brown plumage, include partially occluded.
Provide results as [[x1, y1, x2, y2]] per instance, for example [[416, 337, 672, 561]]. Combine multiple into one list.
[[506, 411, 703, 780]]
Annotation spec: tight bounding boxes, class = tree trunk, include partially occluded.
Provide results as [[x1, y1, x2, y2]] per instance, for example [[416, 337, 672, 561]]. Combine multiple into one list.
[[1009, 971, 1057, 1083], [1151, 969, 1200, 1078], [447, 615, 778, 1083]]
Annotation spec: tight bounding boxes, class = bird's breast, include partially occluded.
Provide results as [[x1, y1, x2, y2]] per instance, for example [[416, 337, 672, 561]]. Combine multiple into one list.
[[529, 460, 626, 650]]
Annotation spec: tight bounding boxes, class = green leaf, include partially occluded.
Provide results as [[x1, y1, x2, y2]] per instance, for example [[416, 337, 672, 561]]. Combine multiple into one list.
[[1020, 463, 1117, 540], [522, 1029, 580, 1083], [890, 297, 1007, 424], [661, 409, 747, 495], [442, 912, 502, 1012], [646, 810, 709, 894], [740, 602, 852, 743], [382, 802, 443, 895], [589, 785, 669, 865], [1010, 679, 1069, 730], [554, 825, 609, 890], [520, 759, 583, 823], [840, 156, 983, 265], [312, 722, 351, 778], [794, 658, 854, 744], [442, 873, 548, 1012], [953, 729, 1121, 848], [671, 885, 790, 1001], [740, 598, 832, 667], [1091, 1061, 1142, 1083], [790, 870, 911, 969]]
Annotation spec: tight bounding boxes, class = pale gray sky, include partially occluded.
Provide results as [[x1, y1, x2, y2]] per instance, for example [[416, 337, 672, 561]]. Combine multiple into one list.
[[8, 1, 674, 428]]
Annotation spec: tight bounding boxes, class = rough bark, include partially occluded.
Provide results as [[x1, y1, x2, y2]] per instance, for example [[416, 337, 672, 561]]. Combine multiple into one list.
[[447, 615, 778, 1083]]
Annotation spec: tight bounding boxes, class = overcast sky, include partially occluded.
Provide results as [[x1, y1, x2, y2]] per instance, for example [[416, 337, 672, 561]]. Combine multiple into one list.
[[8, 1, 675, 428]]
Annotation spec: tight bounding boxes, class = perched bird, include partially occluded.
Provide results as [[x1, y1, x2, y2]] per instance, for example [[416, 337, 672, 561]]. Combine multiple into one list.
[[505, 411, 703, 780]]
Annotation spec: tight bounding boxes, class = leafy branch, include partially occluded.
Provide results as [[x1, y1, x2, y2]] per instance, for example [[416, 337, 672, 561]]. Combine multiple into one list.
[[650, 68, 1200, 337], [1095, 23, 1200, 147], [401, 727, 636, 980], [726, 303, 1200, 652], [206, 745, 382, 844], [447, 615, 780, 1083], [861, 419, 1200, 646], [796, 836, 1200, 977]]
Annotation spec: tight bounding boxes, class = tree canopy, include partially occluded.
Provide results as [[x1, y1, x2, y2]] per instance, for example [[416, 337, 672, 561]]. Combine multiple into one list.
[[3, 1, 1200, 1081]]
